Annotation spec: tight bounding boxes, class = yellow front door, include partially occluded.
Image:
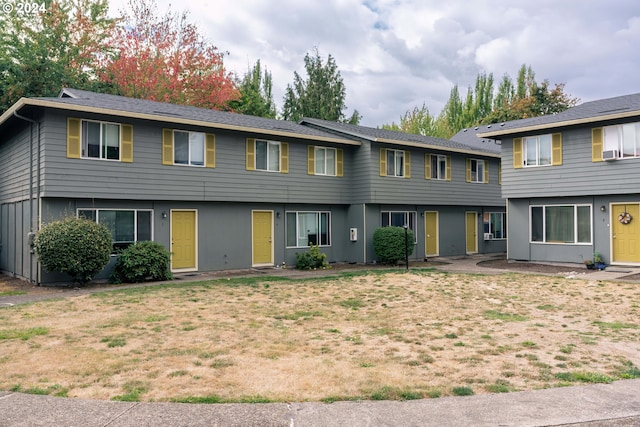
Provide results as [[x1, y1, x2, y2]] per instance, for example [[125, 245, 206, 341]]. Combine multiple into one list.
[[171, 210, 197, 271], [612, 204, 640, 263], [425, 211, 439, 257], [252, 211, 273, 266], [466, 211, 478, 254]]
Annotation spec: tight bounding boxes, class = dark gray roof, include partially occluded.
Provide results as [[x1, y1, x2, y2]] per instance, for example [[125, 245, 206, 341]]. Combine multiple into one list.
[[300, 117, 500, 156], [37, 88, 355, 142], [449, 128, 501, 153], [478, 92, 640, 138]]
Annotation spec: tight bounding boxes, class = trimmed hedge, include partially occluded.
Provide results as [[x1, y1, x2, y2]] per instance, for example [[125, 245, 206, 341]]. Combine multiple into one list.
[[111, 241, 173, 283], [33, 216, 112, 286], [373, 226, 415, 265]]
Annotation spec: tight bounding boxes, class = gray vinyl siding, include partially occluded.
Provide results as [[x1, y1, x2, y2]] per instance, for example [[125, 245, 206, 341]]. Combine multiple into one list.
[[0, 123, 34, 204], [40, 111, 353, 204], [502, 126, 640, 199], [369, 143, 503, 206]]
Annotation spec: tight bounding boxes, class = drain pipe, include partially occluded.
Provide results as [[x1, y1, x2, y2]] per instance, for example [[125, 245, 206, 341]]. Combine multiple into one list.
[[13, 111, 40, 286]]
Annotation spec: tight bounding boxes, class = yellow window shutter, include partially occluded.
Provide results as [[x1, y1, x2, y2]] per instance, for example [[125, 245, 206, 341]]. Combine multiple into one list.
[[205, 134, 216, 168], [246, 138, 255, 170], [498, 166, 502, 185], [513, 138, 523, 169], [380, 148, 387, 176], [404, 151, 411, 178], [280, 142, 289, 173], [336, 148, 344, 177], [551, 133, 562, 165], [162, 129, 174, 165], [465, 158, 471, 182], [446, 156, 452, 181], [484, 160, 489, 183], [67, 118, 81, 158], [592, 128, 603, 162], [307, 145, 315, 175], [121, 124, 133, 162], [424, 154, 431, 180]]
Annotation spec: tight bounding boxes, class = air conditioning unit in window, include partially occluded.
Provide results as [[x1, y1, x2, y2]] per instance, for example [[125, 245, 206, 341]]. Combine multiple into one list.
[[602, 150, 618, 161], [483, 233, 494, 240]]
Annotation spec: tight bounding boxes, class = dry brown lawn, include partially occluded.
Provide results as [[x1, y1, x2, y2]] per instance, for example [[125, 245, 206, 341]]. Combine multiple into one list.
[[1, 269, 640, 403]]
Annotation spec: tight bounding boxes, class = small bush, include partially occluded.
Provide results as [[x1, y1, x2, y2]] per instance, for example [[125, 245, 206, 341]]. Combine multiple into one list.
[[33, 216, 112, 286], [111, 241, 173, 283], [295, 244, 329, 270], [373, 226, 415, 265]]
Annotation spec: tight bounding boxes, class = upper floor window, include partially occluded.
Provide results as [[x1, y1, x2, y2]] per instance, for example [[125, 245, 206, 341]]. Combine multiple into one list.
[[82, 120, 121, 160], [286, 211, 331, 247], [308, 146, 344, 177], [78, 208, 153, 252], [513, 133, 562, 168], [381, 211, 417, 243], [162, 128, 215, 167], [425, 154, 450, 180], [603, 122, 640, 159], [530, 204, 591, 244], [466, 159, 487, 183], [483, 212, 507, 239], [67, 118, 133, 162], [246, 138, 289, 173], [380, 148, 410, 178]]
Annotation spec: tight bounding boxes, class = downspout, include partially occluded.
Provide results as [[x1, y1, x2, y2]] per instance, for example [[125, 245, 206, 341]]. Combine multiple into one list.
[[362, 203, 366, 263], [13, 111, 40, 286]]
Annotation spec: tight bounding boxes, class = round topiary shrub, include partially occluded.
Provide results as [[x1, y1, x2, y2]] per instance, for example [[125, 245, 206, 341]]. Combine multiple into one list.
[[373, 226, 416, 265], [33, 216, 112, 286], [111, 241, 173, 283]]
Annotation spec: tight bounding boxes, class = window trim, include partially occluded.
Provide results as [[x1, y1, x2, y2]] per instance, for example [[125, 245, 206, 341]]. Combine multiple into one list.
[[173, 130, 206, 167], [77, 208, 154, 253], [467, 158, 488, 183], [483, 212, 507, 240], [380, 211, 418, 243], [285, 211, 332, 248], [601, 122, 640, 160], [529, 204, 592, 245], [81, 119, 122, 161], [314, 146, 337, 176]]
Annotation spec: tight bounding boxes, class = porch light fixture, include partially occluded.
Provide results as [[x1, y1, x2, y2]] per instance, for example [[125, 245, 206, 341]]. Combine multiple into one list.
[[276, 212, 281, 218], [600, 205, 606, 212], [162, 211, 168, 219]]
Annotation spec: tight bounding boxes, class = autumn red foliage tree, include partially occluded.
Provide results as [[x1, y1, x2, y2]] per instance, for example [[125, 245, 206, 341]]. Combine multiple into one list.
[[102, 0, 239, 109]]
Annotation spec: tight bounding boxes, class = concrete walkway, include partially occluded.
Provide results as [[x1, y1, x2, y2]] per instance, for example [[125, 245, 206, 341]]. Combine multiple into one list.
[[2, 255, 640, 426]]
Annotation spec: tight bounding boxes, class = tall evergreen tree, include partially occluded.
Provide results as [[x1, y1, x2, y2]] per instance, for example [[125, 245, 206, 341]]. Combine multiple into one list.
[[282, 47, 360, 124], [229, 60, 277, 118]]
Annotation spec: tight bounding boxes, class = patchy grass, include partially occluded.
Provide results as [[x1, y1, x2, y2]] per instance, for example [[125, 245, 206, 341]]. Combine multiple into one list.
[[1, 271, 640, 402]]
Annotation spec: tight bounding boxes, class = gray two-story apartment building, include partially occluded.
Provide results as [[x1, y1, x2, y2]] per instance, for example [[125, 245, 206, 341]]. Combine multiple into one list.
[[0, 89, 504, 284], [478, 92, 640, 266]]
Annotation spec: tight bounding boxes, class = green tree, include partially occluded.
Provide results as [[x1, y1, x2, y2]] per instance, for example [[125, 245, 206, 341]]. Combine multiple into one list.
[[0, 0, 117, 111], [382, 104, 449, 139], [282, 47, 360, 123], [228, 60, 277, 118]]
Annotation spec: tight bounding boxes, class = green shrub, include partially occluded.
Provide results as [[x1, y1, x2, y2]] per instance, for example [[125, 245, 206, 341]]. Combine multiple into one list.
[[373, 226, 415, 265], [111, 241, 173, 283], [33, 216, 112, 286], [295, 244, 329, 270]]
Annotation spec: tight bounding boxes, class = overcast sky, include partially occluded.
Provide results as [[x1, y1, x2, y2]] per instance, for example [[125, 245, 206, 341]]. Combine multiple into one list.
[[108, 0, 640, 127]]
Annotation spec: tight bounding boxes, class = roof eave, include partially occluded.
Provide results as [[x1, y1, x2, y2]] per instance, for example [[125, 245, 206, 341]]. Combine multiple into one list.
[[1, 99, 361, 146], [376, 137, 500, 158], [478, 110, 640, 138]]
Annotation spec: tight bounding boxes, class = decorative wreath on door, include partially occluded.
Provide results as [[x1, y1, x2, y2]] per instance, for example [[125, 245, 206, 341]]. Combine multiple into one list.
[[618, 212, 632, 225]]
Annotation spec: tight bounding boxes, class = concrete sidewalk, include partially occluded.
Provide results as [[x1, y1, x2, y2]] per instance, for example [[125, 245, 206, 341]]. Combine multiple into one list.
[[1, 379, 640, 426]]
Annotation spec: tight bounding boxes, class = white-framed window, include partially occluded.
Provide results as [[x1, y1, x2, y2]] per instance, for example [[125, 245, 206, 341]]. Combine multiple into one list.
[[314, 146, 337, 176], [431, 155, 447, 180], [381, 211, 417, 243], [603, 122, 640, 158], [530, 205, 591, 244], [469, 159, 485, 183], [483, 212, 507, 239], [173, 130, 205, 166], [256, 139, 281, 172], [387, 149, 405, 177], [524, 134, 552, 167], [82, 120, 121, 160], [78, 209, 153, 252], [286, 212, 331, 247]]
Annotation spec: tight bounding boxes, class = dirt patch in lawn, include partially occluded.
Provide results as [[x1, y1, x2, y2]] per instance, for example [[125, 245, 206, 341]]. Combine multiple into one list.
[[1, 269, 639, 403]]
